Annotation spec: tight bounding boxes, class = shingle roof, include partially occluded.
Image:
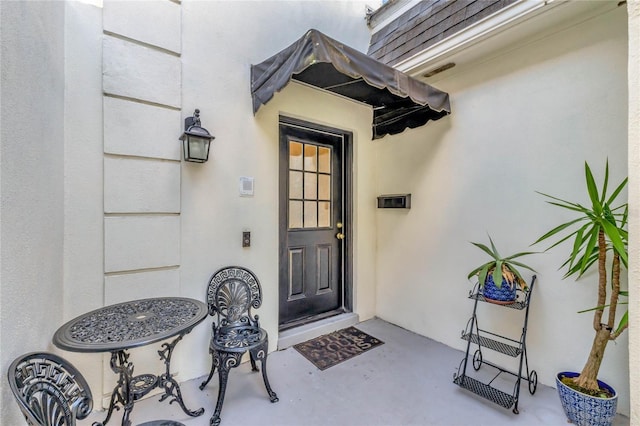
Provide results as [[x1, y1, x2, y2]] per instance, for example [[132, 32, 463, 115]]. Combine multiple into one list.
[[368, 0, 517, 66]]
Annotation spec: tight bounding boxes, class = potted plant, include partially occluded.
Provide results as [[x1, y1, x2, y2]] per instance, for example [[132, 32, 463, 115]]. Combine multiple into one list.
[[467, 235, 537, 304], [534, 161, 628, 426]]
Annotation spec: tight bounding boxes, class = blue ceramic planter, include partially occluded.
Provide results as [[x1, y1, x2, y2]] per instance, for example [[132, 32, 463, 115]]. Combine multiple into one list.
[[556, 372, 617, 426], [482, 274, 516, 303]]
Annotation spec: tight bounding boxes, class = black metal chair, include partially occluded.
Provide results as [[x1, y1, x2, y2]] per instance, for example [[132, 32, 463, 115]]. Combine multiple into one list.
[[199, 266, 278, 426], [8, 352, 186, 426], [7, 352, 93, 426]]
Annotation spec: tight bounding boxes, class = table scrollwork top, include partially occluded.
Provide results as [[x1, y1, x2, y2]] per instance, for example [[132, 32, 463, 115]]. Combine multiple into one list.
[[53, 297, 208, 353]]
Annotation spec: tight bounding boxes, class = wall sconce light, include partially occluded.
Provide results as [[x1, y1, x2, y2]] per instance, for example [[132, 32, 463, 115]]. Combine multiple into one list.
[[179, 109, 214, 163]]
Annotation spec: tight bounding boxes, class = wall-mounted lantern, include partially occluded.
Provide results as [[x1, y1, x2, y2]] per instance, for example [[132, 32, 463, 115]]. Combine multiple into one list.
[[179, 109, 214, 163]]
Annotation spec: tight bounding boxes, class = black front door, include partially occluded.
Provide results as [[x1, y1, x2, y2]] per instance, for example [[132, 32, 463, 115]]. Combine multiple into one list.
[[278, 119, 348, 328]]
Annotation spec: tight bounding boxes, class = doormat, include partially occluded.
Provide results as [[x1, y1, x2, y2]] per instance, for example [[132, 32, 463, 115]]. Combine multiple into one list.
[[293, 326, 384, 370]]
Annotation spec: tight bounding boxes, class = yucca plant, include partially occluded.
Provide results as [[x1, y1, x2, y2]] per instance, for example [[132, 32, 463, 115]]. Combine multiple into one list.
[[467, 235, 537, 294], [534, 161, 628, 394]]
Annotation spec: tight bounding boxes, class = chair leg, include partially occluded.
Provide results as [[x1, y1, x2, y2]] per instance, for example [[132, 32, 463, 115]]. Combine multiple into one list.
[[200, 350, 217, 390], [249, 352, 259, 372], [209, 367, 227, 426], [209, 352, 241, 426], [251, 345, 278, 403]]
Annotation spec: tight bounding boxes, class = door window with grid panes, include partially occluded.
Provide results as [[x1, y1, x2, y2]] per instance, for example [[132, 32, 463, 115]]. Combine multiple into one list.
[[288, 141, 332, 229]]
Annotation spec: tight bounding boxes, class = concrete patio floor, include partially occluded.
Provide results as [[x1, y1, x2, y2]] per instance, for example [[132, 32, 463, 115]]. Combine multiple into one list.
[[85, 318, 630, 426]]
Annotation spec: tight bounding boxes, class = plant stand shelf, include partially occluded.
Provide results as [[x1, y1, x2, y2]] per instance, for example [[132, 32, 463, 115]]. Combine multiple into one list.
[[469, 293, 527, 310], [453, 276, 537, 414], [453, 375, 515, 409], [461, 333, 521, 357]]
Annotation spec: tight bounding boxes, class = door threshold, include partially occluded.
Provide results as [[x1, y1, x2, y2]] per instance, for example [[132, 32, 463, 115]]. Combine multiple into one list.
[[277, 312, 359, 350], [279, 309, 346, 332]]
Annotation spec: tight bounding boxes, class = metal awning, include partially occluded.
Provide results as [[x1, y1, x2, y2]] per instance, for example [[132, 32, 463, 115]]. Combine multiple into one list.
[[250, 29, 451, 139]]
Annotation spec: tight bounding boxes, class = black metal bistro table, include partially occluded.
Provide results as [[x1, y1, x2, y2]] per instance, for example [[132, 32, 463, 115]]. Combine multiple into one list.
[[53, 297, 208, 426]]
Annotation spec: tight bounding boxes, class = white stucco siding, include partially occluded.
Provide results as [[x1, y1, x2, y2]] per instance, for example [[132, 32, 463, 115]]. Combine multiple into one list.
[[104, 216, 181, 273], [63, 0, 104, 317], [105, 269, 181, 305], [104, 157, 181, 213], [627, 1, 640, 423], [99, 0, 186, 402], [103, 36, 181, 108], [104, 97, 181, 160], [62, 1, 106, 397], [0, 1, 66, 424], [178, 0, 378, 379], [2, 0, 638, 423], [375, 5, 631, 415], [104, 0, 181, 54]]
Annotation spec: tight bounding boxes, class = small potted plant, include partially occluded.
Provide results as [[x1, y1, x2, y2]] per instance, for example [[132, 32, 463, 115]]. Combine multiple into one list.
[[467, 235, 537, 304], [534, 161, 627, 426]]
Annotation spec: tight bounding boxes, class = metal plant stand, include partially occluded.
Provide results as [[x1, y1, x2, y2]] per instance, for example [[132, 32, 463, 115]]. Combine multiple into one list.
[[453, 276, 537, 414]]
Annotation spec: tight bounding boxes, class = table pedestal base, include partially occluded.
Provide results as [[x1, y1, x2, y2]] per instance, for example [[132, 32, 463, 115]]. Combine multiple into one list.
[[92, 335, 204, 426]]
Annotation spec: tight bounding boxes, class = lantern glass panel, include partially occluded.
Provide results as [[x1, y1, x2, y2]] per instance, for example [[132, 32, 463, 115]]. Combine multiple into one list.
[[187, 136, 210, 161]]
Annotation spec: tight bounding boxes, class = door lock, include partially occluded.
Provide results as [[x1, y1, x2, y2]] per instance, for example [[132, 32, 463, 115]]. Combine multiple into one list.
[[336, 232, 345, 240]]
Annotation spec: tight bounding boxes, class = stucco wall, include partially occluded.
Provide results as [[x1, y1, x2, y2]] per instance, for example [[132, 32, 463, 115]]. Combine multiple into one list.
[[4, 0, 635, 423], [101, 0, 183, 303], [178, 0, 378, 380], [627, 1, 640, 423], [1, 0, 378, 420], [0, 1, 66, 424], [62, 0, 105, 397], [374, 5, 631, 416]]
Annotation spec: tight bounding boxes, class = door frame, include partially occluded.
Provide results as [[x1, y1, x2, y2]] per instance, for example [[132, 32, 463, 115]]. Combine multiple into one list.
[[278, 115, 353, 328]]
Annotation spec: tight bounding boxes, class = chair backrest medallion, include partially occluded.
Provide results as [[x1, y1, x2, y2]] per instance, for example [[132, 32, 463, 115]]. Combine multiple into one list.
[[7, 352, 93, 426], [206, 266, 263, 329]]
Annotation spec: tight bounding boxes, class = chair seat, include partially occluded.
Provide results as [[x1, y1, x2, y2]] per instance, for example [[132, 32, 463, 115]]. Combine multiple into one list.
[[212, 326, 266, 351]]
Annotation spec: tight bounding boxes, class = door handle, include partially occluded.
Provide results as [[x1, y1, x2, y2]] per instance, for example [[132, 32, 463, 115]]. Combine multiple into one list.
[[336, 232, 345, 240]]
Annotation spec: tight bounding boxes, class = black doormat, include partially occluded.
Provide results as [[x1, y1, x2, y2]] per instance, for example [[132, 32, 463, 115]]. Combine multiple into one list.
[[293, 326, 384, 370]]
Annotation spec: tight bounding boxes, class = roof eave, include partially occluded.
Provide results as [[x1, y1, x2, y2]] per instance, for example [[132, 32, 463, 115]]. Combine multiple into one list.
[[394, 0, 561, 77]]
